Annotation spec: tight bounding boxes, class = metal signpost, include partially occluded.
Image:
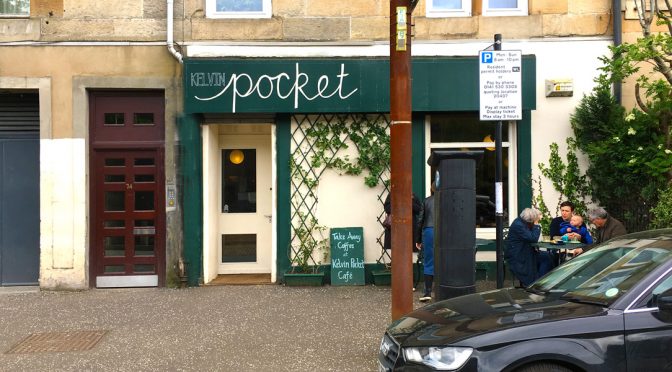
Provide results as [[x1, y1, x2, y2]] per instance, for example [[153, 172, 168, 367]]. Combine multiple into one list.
[[479, 34, 522, 288]]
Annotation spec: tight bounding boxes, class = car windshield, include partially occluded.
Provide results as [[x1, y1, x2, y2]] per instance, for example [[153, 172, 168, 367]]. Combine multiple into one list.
[[529, 234, 672, 306]]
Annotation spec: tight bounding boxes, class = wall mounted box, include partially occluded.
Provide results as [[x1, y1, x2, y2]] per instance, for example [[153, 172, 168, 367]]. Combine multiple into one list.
[[545, 79, 573, 97]]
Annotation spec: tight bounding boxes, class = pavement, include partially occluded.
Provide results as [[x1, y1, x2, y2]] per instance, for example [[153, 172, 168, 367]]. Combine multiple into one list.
[[0, 281, 496, 372]]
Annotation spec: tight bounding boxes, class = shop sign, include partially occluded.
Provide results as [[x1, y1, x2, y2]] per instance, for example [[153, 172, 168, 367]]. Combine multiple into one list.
[[185, 59, 388, 113], [330, 227, 365, 286], [184, 58, 536, 114]]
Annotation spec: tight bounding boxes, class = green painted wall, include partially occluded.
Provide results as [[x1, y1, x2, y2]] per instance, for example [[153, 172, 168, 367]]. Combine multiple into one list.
[[412, 113, 425, 196], [178, 114, 204, 286], [276, 115, 292, 281]]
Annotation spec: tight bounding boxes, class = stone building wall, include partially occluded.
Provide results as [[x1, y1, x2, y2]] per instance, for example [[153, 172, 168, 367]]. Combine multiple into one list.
[[1, 0, 613, 43]]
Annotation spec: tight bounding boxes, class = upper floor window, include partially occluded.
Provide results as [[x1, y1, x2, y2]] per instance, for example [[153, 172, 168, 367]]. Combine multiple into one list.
[[0, 0, 29, 17], [482, 0, 528, 16], [426, 0, 472, 18], [206, 0, 272, 19]]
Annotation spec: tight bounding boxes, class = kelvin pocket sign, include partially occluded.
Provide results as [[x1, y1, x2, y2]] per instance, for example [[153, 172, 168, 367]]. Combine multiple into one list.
[[479, 50, 522, 121], [330, 227, 365, 286]]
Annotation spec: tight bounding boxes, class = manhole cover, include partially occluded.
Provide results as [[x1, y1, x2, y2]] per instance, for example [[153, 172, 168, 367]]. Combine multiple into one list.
[[6, 330, 107, 354]]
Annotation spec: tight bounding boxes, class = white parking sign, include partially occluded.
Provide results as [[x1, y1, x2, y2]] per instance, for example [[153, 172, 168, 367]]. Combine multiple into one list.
[[479, 50, 522, 121]]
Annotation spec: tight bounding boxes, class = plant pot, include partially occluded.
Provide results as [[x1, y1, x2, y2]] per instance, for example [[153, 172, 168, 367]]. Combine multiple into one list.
[[284, 271, 325, 286], [372, 270, 391, 286]]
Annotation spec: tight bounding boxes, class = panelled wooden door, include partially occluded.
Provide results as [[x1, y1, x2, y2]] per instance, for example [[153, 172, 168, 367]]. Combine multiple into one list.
[[89, 91, 165, 288], [91, 149, 164, 287]]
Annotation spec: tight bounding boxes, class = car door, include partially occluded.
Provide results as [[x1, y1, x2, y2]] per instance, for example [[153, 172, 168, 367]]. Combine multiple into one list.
[[624, 271, 672, 370]]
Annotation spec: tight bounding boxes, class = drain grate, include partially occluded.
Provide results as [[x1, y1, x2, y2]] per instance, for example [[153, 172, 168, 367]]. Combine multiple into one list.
[[6, 330, 107, 354]]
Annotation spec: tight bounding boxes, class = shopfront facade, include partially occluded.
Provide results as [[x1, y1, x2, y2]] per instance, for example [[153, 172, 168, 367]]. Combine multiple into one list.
[[180, 39, 609, 285]]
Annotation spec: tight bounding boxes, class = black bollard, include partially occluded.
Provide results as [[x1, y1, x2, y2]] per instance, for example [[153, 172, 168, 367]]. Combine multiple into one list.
[[430, 150, 483, 301]]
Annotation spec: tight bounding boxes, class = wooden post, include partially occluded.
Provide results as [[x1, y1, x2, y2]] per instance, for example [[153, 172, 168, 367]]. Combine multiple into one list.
[[390, 0, 414, 320]]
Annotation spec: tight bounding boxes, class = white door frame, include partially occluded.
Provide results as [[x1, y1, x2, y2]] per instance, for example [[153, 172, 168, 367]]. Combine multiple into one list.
[[202, 123, 277, 283]]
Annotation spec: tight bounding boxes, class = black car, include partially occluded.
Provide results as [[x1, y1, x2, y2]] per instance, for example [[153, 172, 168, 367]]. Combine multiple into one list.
[[379, 229, 672, 371]]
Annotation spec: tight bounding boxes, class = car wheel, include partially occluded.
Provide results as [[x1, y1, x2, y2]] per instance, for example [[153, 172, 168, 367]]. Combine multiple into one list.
[[516, 362, 574, 372]]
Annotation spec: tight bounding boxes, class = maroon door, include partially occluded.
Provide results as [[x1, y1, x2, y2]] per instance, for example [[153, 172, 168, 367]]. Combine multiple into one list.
[[89, 91, 165, 287]]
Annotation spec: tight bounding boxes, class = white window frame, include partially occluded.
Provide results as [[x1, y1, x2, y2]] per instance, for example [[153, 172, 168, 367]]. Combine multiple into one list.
[[426, 0, 472, 18], [206, 0, 272, 19], [425, 116, 518, 239], [482, 0, 528, 17], [0, 0, 30, 18]]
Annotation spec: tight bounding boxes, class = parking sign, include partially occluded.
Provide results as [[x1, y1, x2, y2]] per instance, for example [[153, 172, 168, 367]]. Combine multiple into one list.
[[479, 50, 522, 121]]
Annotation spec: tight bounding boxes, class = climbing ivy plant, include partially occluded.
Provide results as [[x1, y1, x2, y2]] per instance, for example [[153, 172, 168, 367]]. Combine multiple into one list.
[[288, 114, 391, 273]]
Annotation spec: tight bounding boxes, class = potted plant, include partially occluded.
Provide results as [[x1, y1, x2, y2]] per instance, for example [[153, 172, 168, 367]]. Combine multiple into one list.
[[284, 212, 330, 286]]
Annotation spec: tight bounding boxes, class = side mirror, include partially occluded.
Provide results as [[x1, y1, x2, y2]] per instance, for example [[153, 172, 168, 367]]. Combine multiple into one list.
[[657, 288, 672, 313]]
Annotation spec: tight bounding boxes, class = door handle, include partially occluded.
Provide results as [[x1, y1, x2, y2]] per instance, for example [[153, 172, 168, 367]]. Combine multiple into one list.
[[264, 214, 272, 223]]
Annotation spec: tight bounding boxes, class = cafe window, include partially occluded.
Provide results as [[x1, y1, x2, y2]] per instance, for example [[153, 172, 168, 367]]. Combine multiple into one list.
[[426, 0, 472, 17], [428, 113, 514, 230], [482, 0, 528, 16], [1, 0, 29, 17], [206, 0, 272, 19]]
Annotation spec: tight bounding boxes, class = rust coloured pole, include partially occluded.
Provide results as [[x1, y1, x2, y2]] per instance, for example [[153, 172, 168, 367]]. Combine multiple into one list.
[[390, 0, 413, 320]]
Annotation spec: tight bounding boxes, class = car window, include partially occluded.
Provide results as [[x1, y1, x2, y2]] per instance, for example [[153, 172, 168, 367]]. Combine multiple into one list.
[[638, 274, 672, 309], [531, 237, 672, 306]]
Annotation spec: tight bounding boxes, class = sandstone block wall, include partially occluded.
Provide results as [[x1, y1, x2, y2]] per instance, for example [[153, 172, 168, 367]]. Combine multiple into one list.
[[1, 0, 614, 43]]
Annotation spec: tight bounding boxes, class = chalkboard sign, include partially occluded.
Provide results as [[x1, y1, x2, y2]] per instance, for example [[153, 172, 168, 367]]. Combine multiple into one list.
[[330, 227, 365, 286]]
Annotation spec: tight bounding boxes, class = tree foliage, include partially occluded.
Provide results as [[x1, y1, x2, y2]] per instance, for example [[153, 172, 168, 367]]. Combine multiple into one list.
[[579, 0, 672, 231], [571, 87, 666, 231]]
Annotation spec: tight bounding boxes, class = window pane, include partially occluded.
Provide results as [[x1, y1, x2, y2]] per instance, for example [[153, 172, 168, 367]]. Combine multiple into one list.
[[0, 0, 30, 16], [222, 149, 257, 213], [431, 113, 509, 142], [105, 191, 125, 212], [217, 0, 263, 11], [134, 158, 155, 166], [430, 112, 511, 228], [105, 174, 125, 183], [133, 264, 155, 273], [105, 158, 125, 167], [134, 236, 155, 256], [222, 234, 257, 263], [104, 265, 125, 273], [104, 236, 125, 257], [135, 219, 155, 227], [488, 0, 517, 8], [134, 174, 155, 183], [104, 220, 125, 228], [133, 113, 154, 125], [135, 191, 154, 211], [104, 113, 125, 125], [432, 0, 463, 9]]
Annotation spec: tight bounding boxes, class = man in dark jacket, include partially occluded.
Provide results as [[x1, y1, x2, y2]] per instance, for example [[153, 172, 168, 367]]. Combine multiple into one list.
[[573, 207, 627, 255], [549, 200, 588, 242]]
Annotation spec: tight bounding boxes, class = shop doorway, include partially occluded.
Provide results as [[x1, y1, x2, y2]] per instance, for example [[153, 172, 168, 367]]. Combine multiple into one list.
[[218, 129, 273, 275]]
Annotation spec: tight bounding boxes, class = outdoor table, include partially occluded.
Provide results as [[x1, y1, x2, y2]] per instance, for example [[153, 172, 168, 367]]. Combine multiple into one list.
[[535, 241, 585, 265]]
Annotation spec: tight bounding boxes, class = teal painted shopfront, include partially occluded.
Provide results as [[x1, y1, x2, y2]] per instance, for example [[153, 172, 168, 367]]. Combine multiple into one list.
[[181, 57, 536, 286]]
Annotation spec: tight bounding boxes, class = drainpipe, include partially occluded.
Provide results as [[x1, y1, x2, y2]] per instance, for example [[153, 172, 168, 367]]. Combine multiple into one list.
[[167, 0, 183, 63], [613, 0, 622, 103]]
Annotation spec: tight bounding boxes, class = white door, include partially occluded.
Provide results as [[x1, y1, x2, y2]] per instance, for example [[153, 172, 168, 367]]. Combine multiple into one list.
[[218, 132, 272, 274]]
